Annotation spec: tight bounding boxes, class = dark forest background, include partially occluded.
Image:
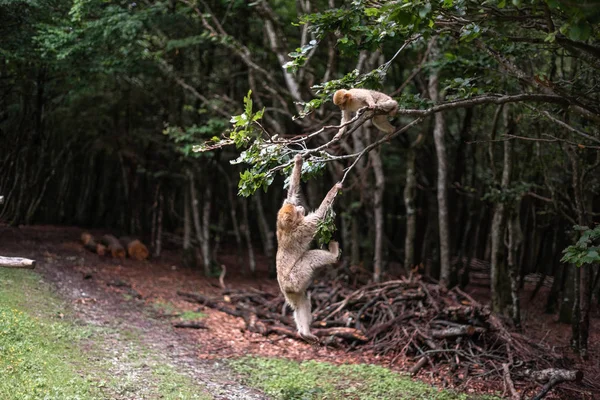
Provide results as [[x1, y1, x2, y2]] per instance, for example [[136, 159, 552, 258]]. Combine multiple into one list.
[[1, 0, 599, 356]]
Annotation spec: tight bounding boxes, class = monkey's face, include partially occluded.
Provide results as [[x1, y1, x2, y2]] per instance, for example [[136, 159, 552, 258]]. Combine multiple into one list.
[[277, 203, 303, 231], [333, 90, 349, 109]]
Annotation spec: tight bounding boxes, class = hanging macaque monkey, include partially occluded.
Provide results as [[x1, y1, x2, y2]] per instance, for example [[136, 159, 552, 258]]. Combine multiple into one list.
[[332, 88, 398, 139], [276, 155, 342, 342]]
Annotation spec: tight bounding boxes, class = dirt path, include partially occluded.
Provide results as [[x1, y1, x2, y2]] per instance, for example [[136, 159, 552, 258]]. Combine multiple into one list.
[[39, 257, 269, 400], [0, 223, 268, 400]]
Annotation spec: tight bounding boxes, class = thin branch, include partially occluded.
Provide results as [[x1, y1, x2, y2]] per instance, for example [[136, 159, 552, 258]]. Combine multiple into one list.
[[523, 104, 600, 144], [157, 60, 231, 118], [380, 34, 422, 73], [392, 36, 434, 96]]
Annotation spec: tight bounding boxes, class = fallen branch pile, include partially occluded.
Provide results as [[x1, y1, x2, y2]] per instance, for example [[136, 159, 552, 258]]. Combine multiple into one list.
[[179, 274, 584, 398]]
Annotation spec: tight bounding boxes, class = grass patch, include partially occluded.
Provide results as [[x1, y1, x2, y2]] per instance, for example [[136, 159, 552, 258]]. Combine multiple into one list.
[[153, 301, 205, 321], [0, 269, 100, 399], [152, 301, 178, 315], [152, 364, 211, 399], [0, 268, 212, 400], [230, 356, 500, 400], [179, 310, 206, 321]]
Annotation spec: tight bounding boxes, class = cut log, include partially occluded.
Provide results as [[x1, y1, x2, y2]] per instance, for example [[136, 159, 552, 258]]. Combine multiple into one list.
[[524, 368, 583, 384], [431, 325, 477, 339], [100, 235, 126, 258], [0, 256, 36, 269], [524, 369, 583, 400], [173, 322, 208, 329], [81, 233, 107, 256], [81, 232, 94, 245], [119, 236, 149, 260], [96, 243, 107, 256]]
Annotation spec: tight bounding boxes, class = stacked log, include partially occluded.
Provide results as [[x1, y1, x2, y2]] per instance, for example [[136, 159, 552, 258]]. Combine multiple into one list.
[[119, 237, 149, 261], [81, 233, 107, 256], [81, 232, 149, 260]]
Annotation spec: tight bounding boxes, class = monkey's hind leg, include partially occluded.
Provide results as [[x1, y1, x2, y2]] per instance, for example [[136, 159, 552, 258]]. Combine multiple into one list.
[[372, 115, 395, 134], [285, 291, 318, 343], [284, 247, 340, 343]]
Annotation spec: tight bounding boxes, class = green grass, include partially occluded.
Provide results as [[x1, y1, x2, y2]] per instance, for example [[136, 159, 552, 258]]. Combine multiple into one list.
[[230, 357, 500, 400], [0, 268, 212, 400], [152, 364, 211, 399], [0, 270, 100, 399], [152, 300, 206, 321], [179, 310, 206, 321]]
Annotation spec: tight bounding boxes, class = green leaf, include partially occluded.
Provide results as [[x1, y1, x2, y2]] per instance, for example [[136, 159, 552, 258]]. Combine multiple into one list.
[[568, 22, 591, 41]]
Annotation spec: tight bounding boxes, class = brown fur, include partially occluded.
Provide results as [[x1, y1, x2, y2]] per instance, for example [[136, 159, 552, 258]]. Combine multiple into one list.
[[276, 155, 342, 341], [333, 88, 398, 138]]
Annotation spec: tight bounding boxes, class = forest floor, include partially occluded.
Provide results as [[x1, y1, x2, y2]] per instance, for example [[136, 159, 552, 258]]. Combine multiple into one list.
[[1, 224, 598, 399]]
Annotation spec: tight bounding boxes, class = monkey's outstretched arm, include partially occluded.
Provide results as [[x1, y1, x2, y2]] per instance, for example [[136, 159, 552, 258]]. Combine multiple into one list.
[[310, 182, 342, 220], [334, 110, 353, 139], [286, 155, 303, 204]]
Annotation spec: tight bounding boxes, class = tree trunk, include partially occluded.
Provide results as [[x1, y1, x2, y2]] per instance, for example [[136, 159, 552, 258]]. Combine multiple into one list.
[[428, 39, 452, 287], [370, 147, 385, 283], [241, 198, 256, 275], [491, 110, 513, 314], [155, 192, 164, 258], [566, 145, 591, 358], [189, 170, 211, 275], [218, 165, 244, 269], [253, 192, 275, 276], [182, 182, 196, 268], [201, 179, 212, 275], [404, 148, 417, 270], [559, 265, 574, 324], [507, 209, 522, 328]]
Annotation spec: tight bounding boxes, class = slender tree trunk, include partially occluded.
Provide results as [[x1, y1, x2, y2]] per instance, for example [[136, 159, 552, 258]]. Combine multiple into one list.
[[547, 259, 566, 314], [182, 180, 195, 268], [183, 184, 191, 249], [491, 111, 513, 314], [572, 264, 581, 351], [253, 192, 276, 276], [154, 192, 163, 258], [241, 198, 256, 275], [201, 180, 212, 275], [351, 216, 360, 266], [566, 145, 592, 358], [422, 189, 440, 278], [404, 149, 417, 269], [428, 39, 452, 287], [218, 165, 244, 268], [507, 208, 523, 328], [189, 170, 211, 275], [371, 147, 385, 283]]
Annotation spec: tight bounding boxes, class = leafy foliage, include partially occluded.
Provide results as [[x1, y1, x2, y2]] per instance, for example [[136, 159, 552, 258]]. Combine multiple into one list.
[[561, 225, 600, 267], [316, 208, 337, 248]]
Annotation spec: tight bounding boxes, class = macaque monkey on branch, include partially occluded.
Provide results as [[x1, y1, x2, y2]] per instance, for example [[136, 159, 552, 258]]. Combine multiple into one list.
[[276, 155, 342, 342], [333, 88, 398, 139]]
